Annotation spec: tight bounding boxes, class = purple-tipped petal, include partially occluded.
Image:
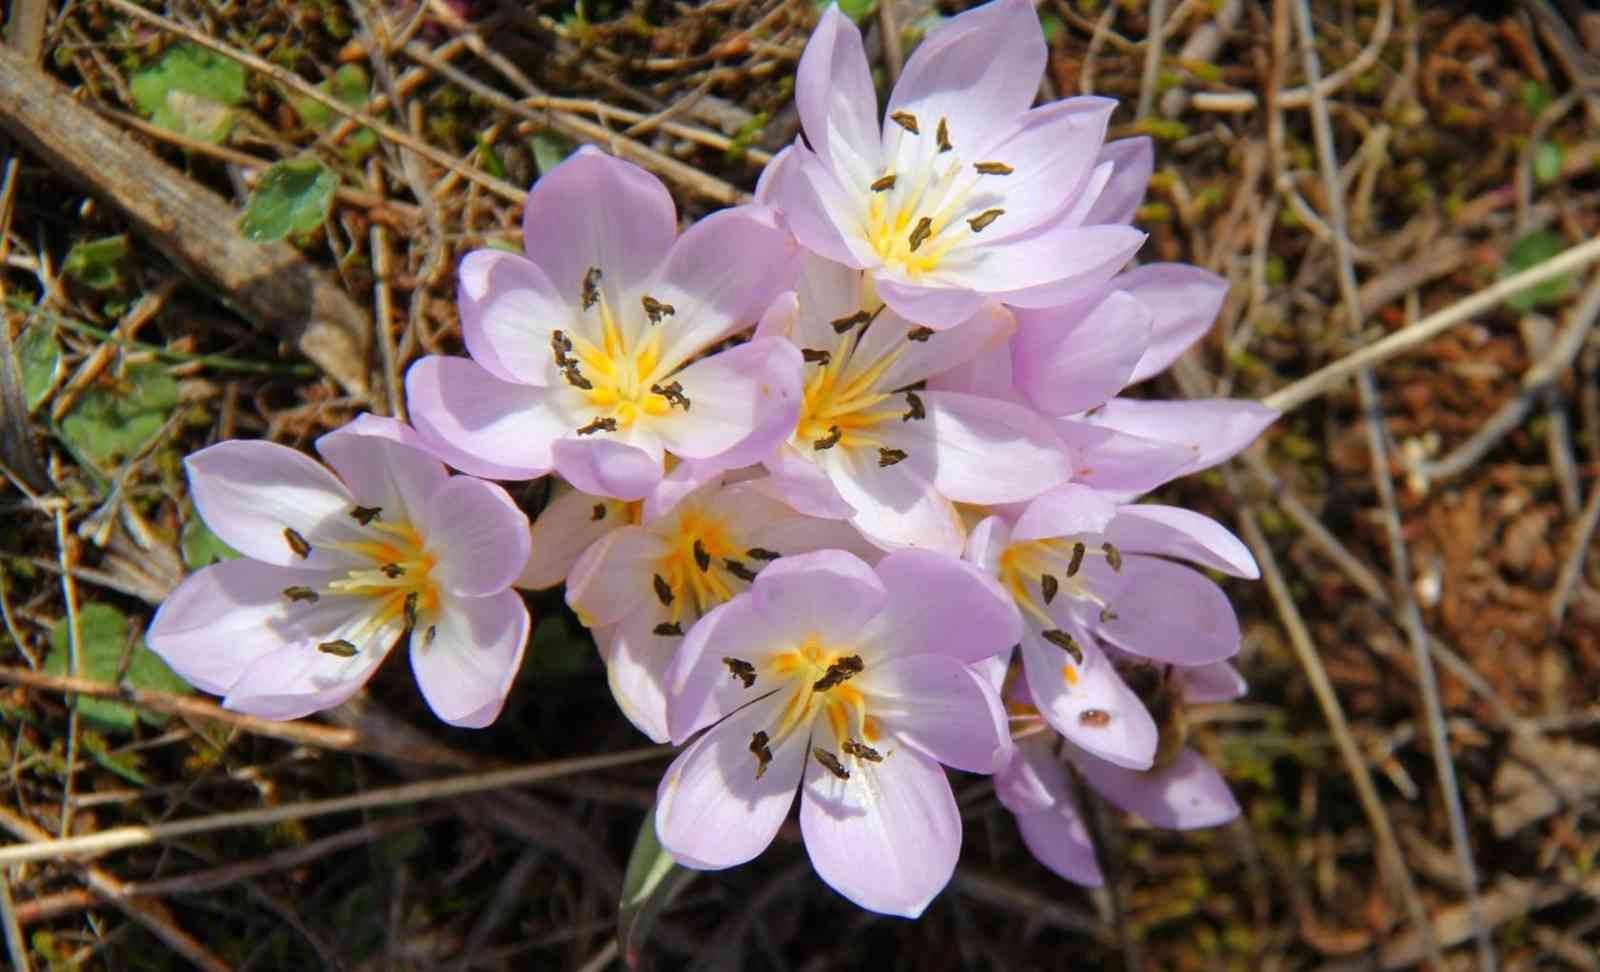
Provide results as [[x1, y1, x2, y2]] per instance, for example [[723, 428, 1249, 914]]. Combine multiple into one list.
[[550, 435, 663, 502], [315, 414, 449, 526], [874, 276, 985, 331], [663, 595, 776, 744], [867, 302, 1016, 394], [747, 549, 888, 645], [1021, 624, 1156, 770], [1120, 264, 1229, 383], [652, 207, 801, 364], [982, 224, 1146, 309], [856, 549, 1019, 664], [1053, 419, 1197, 497], [820, 447, 965, 554], [773, 148, 874, 268], [1079, 555, 1241, 665], [994, 737, 1059, 815], [566, 525, 673, 629], [656, 691, 806, 870], [222, 635, 386, 721], [456, 249, 568, 385], [1011, 483, 1119, 543], [758, 443, 856, 519], [857, 655, 1008, 773], [411, 589, 529, 728], [892, 391, 1069, 505], [184, 440, 360, 570], [1105, 505, 1259, 579], [1081, 136, 1153, 227], [421, 475, 531, 597], [1015, 800, 1103, 887], [1177, 661, 1248, 704], [1012, 290, 1153, 416], [795, 6, 879, 174], [1085, 398, 1277, 473], [405, 355, 557, 480], [1073, 747, 1240, 830], [655, 338, 803, 467], [979, 98, 1115, 240], [520, 489, 627, 590], [799, 745, 961, 918]]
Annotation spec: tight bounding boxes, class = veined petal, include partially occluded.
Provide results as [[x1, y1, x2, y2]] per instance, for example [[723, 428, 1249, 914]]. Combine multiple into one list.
[[315, 414, 449, 527], [566, 525, 673, 629], [1081, 136, 1153, 227], [1053, 419, 1197, 497], [795, 5, 879, 175], [1020, 623, 1156, 770], [747, 549, 888, 646], [664, 594, 779, 744], [884, 390, 1068, 505], [1012, 290, 1153, 417], [550, 435, 664, 502], [1078, 555, 1241, 666], [856, 655, 1008, 773], [411, 589, 529, 728], [1083, 398, 1277, 473], [520, 487, 628, 590], [457, 249, 569, 386], [654, 338, 803, 467], [1120, 263, 1229, 383], [1072, 747, 1240, 830], [1104, 505, 1259, 579], [405, 355, 557, 480], [1177, 661, 1248, 704], [655, 691, 806, 870], [855, 548, 1019, 664], [421, 475, 531, 597], [1010, 483, 1119, 542], [185, 439, 361, 570], [799, 744, 961, 918], [977, 98, 1115, 240]]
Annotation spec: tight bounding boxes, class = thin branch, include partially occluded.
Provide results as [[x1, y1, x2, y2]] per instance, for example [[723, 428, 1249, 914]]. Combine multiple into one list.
[[0, 871, 29, 972], [1551, 477, 1600, 632]]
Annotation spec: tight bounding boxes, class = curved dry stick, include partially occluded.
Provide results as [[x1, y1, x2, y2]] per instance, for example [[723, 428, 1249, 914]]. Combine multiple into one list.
[[1191, 0, 1393, 113]]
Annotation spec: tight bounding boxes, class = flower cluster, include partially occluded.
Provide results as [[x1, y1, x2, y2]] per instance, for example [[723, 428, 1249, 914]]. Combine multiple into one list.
[[149, 0, 1275, 919]]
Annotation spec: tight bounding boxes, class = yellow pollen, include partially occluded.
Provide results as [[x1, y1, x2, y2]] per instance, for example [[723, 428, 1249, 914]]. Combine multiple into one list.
[[766, 636, 871, 747], [323, 520, 441, 644], [567, 289, 672, 429], [650, 508, 750, 625], [1062, 664, 1079, 686], [794, 315, 906, 451]]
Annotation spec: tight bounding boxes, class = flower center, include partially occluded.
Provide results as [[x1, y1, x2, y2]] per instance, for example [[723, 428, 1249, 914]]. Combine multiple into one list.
[[551, 267, 687, 433], [792, 301, 924, 468], [648, 508, 776, 633], [997, 537, 1124, 686]]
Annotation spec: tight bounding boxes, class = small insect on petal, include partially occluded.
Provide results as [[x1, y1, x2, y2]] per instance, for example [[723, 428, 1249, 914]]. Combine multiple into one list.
[[350, 505, 382, 525], [576, 416, 618, 436], [641, 295, 675, 325], [829, 310, 873, 334], [693, 539, 711, 572], [1102, 542, 1123, 572], [1067, 542, 1087, 577], [747, 547, 781, 561], [723, 559, 757, 583], [1040, 573, 1059, 605], [1042, 628, 1084, 665], [813, 747, 850, 780], [654, 621, 684, 637], [967, 208, 1004, 233], [812, 654, 863, 691], [581, 266, 603, 310], [902, 390, 926, 422], [283, 527, 312, 559], [870, 173, 897, 192], [907, 217, 934, 252], [750, 730, 773, 778], [801, 348, 832, 365], [722, 656, 757, 688], [812, 425, 843, 451], [283, 586, 319, 603], [974, 161, 1014, 175], [842, 740, 882, 762], [889, 110, 919, 134], [591, 504, 607, 521], [318, 639, 357, 657], [1078, 708, 1112, 728], [380, 563, 405, 578], [906, 326, 934, 343], [650, 381, 691, 410], [653, 574, 674, 606], [877, 447, 908, 468]]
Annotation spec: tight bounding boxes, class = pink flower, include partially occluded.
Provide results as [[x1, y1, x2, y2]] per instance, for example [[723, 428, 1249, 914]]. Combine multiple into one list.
[[764, 0, 1147, 329], [147, 415, 531, 727], [407, 147, 803, 501], [563, 471, 871, 742], [755, 255, 1070, 554], [654, 549, 1016, 916]]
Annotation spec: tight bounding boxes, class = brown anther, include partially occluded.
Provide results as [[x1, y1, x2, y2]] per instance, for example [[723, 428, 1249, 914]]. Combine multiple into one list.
[[654, 621, 685, 637], [813, 748, 850, 780], [350, 505, 382, 525], [812, 654, 864, 692], [723, 656, 757, 688], [693, 539, 711, 572], [1067, 542, 1086, 577], [724, 559, 758, 583], [380, 563, 405, 579], [551, 329, 574, 365], [425, 625, 437, 646], [906, 326, 934, 342], [889, 110, 919, 134], [1042, 629, 1084, 665], [1040, 573, 1060, 605], [812, 425, 843, 451], [842, 740, 882, 762], [870, 173, 897, 192], [282, 586, 319, 603], [641, 295, 675, 324], [651, 380, 691, 410], [563, 363, 594, 390], [877, 447, 908, 467], [801, 348, 832, 365], [403, 592, 418, 629], [902, 390, 926, 422], [591, 504, 607, 521], [967, 208, 1004, 233], [1099, 607, 1119, 623], [829, 310, 872, 334], [750, 731, 773, 778], [283, 527, 311, 559], [581, 266, 603, 309], [1078, 709, 1112, 728], [318, 639, 357, 657], [652, 573, 674, 606], [576, 416, 618, 436], [974, 161, 1014, 175], [907, 217, 934, 252], [747, 547, 782, 561], [1102, 542, 1123, 572], [936, 116, 952, 152]]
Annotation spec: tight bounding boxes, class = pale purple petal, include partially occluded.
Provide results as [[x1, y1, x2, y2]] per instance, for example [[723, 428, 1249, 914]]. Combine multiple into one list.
[[522, 146, 676, 308], [550, 436, 663, 502], [993, 736, 1059, 816], [799, 744, 961, 918], [597, 613, 678, 742], [664, 594, 776, 744], [1104, 505, 1259, 579], [771, 147, 873, 268], [872, 302, 1015, 393], [1053, 419, 1196, 497], [456, 249, 568, 385], [1012, 290, 1153, 416], [856, 655, 1008, 773], [753, 289, 798, 341], [1177, 661, 1248, 704], [654, 338, 803, 466], [1079, 555, 1241, 666], [405, 355, 557, 480], [411, 589, 529, 728], [651, 206, 801, 363], [886, 390, 1068, 505], [1120, 263, 1229, 383], [420, 475, 531, 597], [819, 447, 965, 554], [747, 549, 888, 646], [794, 6, 879, 174], [520, 489, 626, 590], [979, 224, 1146, 309], [655, 691, 806, 870], [184, 440, 360, 569], [1081, 136, 1153, 227], [1015, 800, 1103, 887], [1052, 160, 1114, 230], [978, 98, 1115, 240], [874, 276, 984, 332], [962, 514, 1011, 578], [855, 549, 1019, 664], [1073, 747, 1240, 830], [1020, 624, 1156, 770], [758, 443, 856, 519], [924, 341, 1025, 404], [315, 414, 449, 526], [1084, 398, 1278, 473], [222, 632, 388, 721], [1010, 484, 1120, 543], [565, 525, 673, 629]]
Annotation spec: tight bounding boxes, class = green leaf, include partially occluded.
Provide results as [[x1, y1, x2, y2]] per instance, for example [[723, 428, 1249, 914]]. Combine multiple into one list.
[[1534, 141, 1563, 186], [130, 44, 247, 144], [1520, 80, 1552, 116], [58, 362, 178, 468], [289, 64, 377, 160], [826, 0, 875, 21], [618, 810, 696, 970], [63, 235, 130, 291], [1501, 229, 1575, 313], [44, 603, 190, 731], [530, 133, 574, 177], [181, 516, 240, 570], [17, 319, 60, 412], [476, 134, 507, 179], [239, 158, 339, 242]]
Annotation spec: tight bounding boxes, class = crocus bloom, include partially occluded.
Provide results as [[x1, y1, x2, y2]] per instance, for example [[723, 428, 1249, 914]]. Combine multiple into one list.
[[996, 667, 1243, 886], [564, 472, 870, 742], [756, 255, 1070, 554], [966, 485, 1254, 769], [655, 549, 1016, 916], [766, 0, 1146, 328], [407, 147, 803, 501], [148, 415, 531, 726]]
